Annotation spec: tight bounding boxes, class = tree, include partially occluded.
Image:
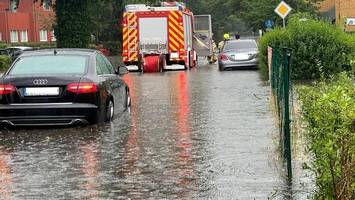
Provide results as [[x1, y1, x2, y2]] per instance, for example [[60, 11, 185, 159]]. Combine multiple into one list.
[[15, 0, 95, 48], [16, 0, 324, 48], [186, 0, 324, 41], [54, 0, 94, 48]]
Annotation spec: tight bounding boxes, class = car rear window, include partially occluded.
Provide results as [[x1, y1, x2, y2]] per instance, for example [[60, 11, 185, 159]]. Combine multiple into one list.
[[9, 55, 88, 75], [224, 41, 257, 51]]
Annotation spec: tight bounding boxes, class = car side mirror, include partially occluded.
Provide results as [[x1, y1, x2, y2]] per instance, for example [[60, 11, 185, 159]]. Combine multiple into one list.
[[117, 66, 129, 75]]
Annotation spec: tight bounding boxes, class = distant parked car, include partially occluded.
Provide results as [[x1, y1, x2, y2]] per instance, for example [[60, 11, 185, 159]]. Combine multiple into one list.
[[218, 39, 258, 71], [7, 46, 34, 61], [0, 49, 131, 127], [0, 49, 10, 56]]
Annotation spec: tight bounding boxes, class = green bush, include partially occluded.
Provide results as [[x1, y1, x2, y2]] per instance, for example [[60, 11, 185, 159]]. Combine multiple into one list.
[[9, 42, 57, 49], [0, 55, 11, 72], [0, 43, 8, 49], [101, 41, 121, 55], [298, 73, 354, 199], [258, 28, 290, 80], [89, 41, 121, 56], [259, 14, 355, 80]]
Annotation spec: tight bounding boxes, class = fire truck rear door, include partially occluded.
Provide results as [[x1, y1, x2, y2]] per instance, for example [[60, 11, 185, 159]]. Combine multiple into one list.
[[139, 17, 168, 53]]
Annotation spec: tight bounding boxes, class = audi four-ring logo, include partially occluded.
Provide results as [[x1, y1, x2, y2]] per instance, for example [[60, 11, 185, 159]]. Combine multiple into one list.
[[33, 79, 48, 85]]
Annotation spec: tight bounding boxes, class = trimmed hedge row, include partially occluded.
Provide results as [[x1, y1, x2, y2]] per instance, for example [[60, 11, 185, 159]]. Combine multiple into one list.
[[297, 73, 354, 199], [259, 14, 355, 80]]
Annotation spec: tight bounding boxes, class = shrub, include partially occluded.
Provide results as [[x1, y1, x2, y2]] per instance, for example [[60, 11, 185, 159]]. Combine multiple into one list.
[[258, 28, 290, 80], [102, 41, 121, 55], [298, 73, 354, 199], [0, 55, 11, 72], [259, 14, 355, 80], [0, 43, 7, 49], [6, 42, 57, 49], [288, 17, 353, 79]]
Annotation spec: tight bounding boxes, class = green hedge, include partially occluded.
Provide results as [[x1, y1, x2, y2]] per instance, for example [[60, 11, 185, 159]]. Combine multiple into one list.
[[258, 28, 290, 80], [0, 55, 11, 72], [298, 73, 354, 199], [0, 42, 56, 49], [0, 43, 7, 49], [21, 42, 57, 49], [259, 14, 355, 80]]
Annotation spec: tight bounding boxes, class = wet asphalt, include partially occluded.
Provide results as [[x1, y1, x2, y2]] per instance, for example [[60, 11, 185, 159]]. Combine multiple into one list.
[[0, 62, 292, 199]]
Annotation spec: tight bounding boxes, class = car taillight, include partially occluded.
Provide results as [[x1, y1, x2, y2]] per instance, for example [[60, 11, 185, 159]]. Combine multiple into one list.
[[219, 54, 229, 61], [67, 83, 98, 94], [0, 84, 16, 95]]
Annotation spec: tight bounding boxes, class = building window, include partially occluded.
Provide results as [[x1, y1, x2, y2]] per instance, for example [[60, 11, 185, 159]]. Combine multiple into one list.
[[0, 32, 2, 41], [10, 0, 17, 12], [10, 31, 18, 43], [20, 31, 28, 42], [43, 0, 51, 11], [40, 30, 48, 42], [51, 31, 56, 41]]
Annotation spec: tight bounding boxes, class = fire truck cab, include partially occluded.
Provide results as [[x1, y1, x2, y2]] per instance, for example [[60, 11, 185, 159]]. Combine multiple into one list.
[[122, 2, 197, 72]]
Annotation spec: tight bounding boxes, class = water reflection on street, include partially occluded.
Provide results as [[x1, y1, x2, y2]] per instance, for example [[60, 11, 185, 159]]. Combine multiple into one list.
[[0, 63, 292, 199]]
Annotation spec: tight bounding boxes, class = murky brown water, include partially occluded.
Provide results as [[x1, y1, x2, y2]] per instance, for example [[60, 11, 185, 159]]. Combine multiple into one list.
[[0, 63, 299, 199]]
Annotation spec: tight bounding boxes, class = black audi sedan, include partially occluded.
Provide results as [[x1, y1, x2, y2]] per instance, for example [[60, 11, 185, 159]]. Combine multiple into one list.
[[0, 49, 130, 127]]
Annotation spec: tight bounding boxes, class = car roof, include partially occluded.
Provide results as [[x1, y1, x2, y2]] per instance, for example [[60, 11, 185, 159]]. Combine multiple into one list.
[[19, 48, 98, 57], [226, 39, 256, 43]]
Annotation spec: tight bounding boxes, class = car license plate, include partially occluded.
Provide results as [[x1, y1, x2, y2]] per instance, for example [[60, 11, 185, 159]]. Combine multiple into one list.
[[24, 87, 60, 96], [234, 53, 249, 60]]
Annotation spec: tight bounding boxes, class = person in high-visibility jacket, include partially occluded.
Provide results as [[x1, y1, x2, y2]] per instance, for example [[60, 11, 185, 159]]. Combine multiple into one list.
[[223, 33, 230, 40], [218, 33, 230, 50]]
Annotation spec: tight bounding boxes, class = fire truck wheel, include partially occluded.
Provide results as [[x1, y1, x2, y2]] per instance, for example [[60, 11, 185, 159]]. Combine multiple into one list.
[[187, 52, 192, 69], [160, 55, 166, 72]]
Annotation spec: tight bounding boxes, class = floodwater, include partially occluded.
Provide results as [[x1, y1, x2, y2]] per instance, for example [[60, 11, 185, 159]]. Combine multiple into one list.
[[0, 62, 297, 199]]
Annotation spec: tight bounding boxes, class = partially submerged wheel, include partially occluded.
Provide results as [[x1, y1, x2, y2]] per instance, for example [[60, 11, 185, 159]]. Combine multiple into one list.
[[218, 64, 224, 71], [160, 55, 166, 72], [106, 100, 114, 121], [125, 89, 131, 110]]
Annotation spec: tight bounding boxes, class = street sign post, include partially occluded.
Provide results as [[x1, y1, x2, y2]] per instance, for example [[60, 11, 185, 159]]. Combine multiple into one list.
[[274, 1, 292, 28]]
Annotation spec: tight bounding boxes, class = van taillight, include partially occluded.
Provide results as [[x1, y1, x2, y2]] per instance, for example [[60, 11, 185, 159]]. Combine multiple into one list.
[[67, 83, 98, 94], [0, 84, 16, 95]]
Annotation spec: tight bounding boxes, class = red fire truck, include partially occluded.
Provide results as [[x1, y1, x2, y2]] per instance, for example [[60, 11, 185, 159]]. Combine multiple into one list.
[[122, 2, 198, 73]]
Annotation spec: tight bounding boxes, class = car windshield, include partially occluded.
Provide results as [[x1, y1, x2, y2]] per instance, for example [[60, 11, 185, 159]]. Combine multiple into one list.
[[9, 55, 88, 75], [224, 41, 257, 51]]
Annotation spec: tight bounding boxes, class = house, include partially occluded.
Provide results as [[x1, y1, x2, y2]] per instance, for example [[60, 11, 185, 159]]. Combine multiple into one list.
[[317, 0, 355, 32], [0, 0, 56, 43]]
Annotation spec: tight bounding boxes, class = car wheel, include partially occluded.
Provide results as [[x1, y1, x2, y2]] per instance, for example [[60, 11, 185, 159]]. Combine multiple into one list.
[[125, 90, 131, 110], [218, 65, 224, 71], [106, 100, 114, 121]]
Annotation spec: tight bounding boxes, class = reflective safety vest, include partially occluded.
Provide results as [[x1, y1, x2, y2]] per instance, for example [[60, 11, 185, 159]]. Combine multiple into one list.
[[223, 33, 230, 40]]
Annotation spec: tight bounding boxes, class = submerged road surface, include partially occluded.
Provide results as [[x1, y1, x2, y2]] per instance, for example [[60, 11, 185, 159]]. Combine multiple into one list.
[[0, 63, 289, 199]]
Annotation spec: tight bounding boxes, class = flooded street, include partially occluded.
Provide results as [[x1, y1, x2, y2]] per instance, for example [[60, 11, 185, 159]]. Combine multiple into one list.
[[0, 63, 289, 199]]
